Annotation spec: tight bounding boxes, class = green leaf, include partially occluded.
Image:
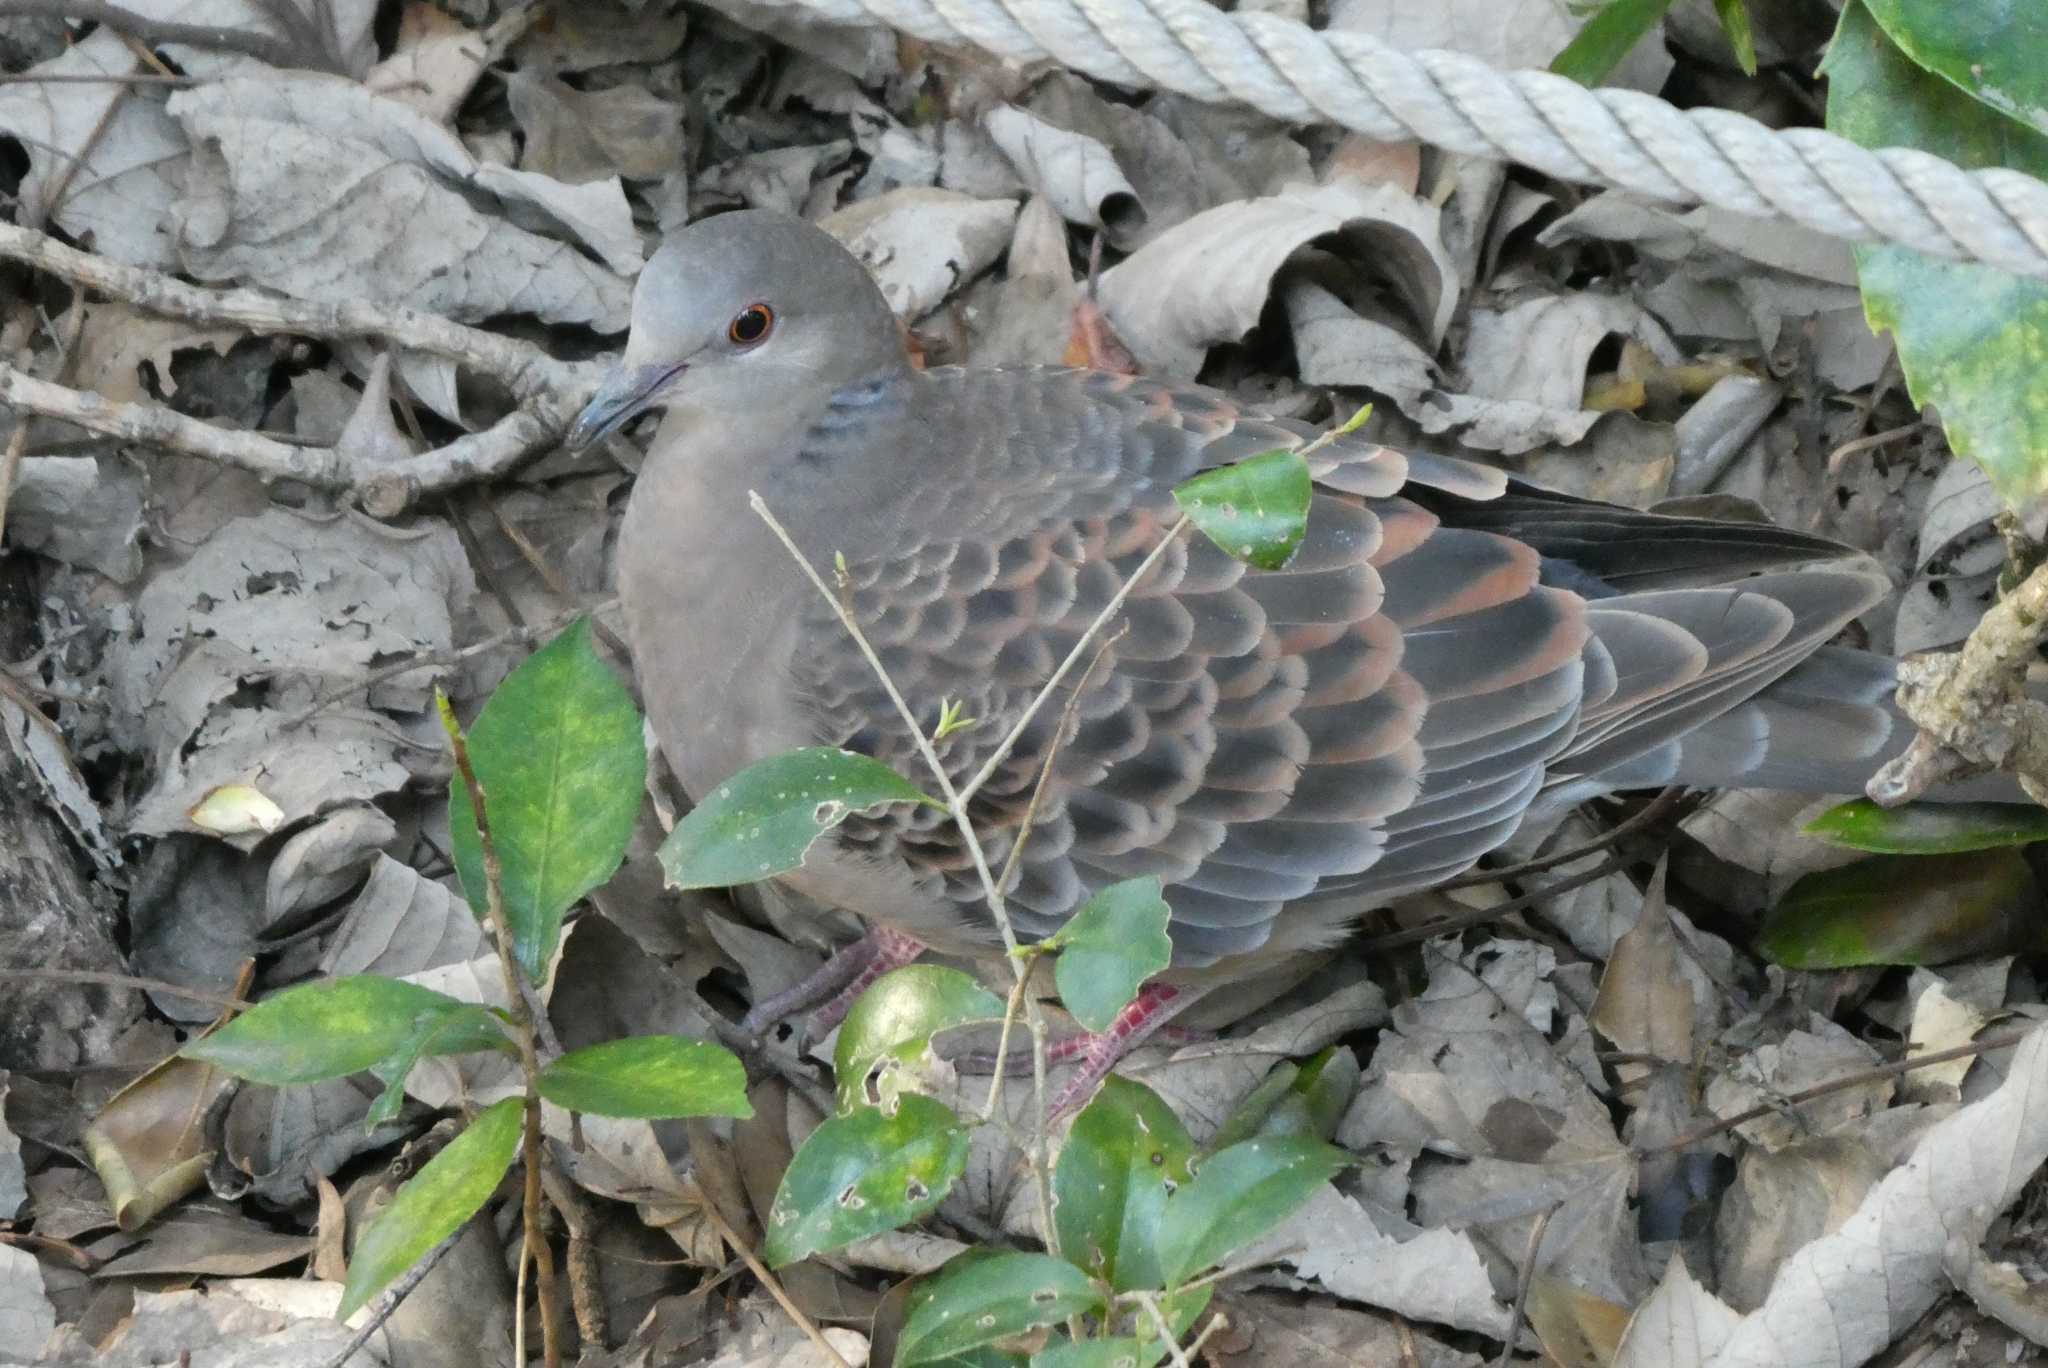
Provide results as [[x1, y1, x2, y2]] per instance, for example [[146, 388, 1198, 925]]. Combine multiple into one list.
[[1171, 449, 1312, 571], [1155, 1136, 1350, 1287], [1205, 1047, 1361, 1152], [1760, 849, 2048, 968], [181, 977, 505, 1085], [834, 966, 1005, 1111], [658, 747, 936, 891], [450, 619, 647, 983], [1711, 0, 1757, 75], [1031, 1338, 1156, 1368], [536, 1036, 751, 1119], [1803, 798, 2048, 853], [339, 1097, 523, 1318], [1863, 0, 2048, 136], [762, 1094, 969, 1267], [1824, 2, 2048, 510], [1047, 878, 1173, 1035], [898, 1252, 1106, 1366], [1054, 1078, 1196, 1291], [364, 1002, 516, 1129], [1549, 0, 1679, 85]]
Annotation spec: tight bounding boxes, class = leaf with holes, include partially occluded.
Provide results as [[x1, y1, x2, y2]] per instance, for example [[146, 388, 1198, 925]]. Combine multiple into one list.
[[1155, 1136, 1350, 1287], [1054, 1077, 1195, 1291], [1172, 449, 1312, 571], [1804, 798, 2048, 854], [450, 618, 647, 983], [762, 1093, 969, 1267], [536, 1036, 751, 1119], [1046, 878, 1173, 1034], [339, 1097, 523, 1318], [1824, 1, 2048, 510], [658, 747, 938, 891], [834, 966, 1005, 1112], [181, 976, 509, 1085], [898, 1252, 1106, 1365]]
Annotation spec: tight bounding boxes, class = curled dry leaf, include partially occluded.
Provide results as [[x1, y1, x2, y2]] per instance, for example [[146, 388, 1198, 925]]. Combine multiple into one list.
[[983, 105, 1145, 245], [823, 189, 1021, 320]]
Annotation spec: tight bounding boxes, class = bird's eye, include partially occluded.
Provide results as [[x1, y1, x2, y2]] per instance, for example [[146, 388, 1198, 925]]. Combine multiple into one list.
[[728, 304, 774, 346]]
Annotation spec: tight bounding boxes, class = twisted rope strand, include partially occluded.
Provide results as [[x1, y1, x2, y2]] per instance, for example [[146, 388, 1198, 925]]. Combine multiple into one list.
[[769, 0, 2048, 279]]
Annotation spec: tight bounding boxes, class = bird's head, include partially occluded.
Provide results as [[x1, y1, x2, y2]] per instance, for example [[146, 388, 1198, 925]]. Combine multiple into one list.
[[566, 210, 905, 451]]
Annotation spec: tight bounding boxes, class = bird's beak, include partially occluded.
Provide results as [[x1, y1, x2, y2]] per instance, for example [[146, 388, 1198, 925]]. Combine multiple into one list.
[[565, 362, 684, 451]]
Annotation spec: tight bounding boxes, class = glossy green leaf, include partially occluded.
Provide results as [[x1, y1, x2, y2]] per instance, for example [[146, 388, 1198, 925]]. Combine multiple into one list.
[[1155, 1136, 1350, 1288], [658, 747, 936, 891], [181, 977, 504, 1085], [1054, 1077, 1196, 1291], [1047, 878, 1174, 1034], [1031, 1338, 1155, 1368], [364, 1001, 516, 1129], [536, 1035, 751, 1119], [762, 1093, 969, 1267], [1824, 2, 2048, 510], [834, 966, 1005, 1111], [1760, 849, 2048, 968], [1550, 0, 1679, 85], [1206, 1047, 1361, 1152], [450, 619, 647, 983], [339, 1097, 523, 1318], [898, 1252, 1105, 1365], [1803, 798, 2048, 854], [1863, 0, 2047, 136], [1711, 0, 1757, 75], [1172, 449, 1312, 571]]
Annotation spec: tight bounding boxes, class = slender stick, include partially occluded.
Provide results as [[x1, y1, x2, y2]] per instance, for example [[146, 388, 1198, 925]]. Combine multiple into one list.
[[694, 1179, 856, 1368]]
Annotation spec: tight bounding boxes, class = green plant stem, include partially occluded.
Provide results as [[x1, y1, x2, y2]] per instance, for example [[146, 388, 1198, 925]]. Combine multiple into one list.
[[442, 700, 563, 1368]]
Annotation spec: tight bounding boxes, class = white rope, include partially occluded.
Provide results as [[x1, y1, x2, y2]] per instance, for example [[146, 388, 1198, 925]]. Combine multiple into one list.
[[768, 0, 2048, 281]]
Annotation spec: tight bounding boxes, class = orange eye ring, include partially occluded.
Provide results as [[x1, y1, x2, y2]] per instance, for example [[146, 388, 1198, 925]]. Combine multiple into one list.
[[729, 303, 774, 346]]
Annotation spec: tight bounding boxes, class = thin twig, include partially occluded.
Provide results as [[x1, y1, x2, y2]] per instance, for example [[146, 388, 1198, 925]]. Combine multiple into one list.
[[442, 701, 563, 1367], [958, 518, 1191, 806], [322, 1227, 466, 1368], [693, 1176, 856, 1368], [1642, 1025, 2033, 1157], [1357, 854, 1630, 953], [1133, 1291, 1194, 1368], [1435, 787, 1686, 891], [1494, 1203, 1556, 1368], [0, 967, 251, 1011], [10, 0, 340, 71]]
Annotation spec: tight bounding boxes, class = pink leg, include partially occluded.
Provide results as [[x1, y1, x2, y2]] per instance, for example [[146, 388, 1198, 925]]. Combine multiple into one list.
[[1045, 982, 1189, 1119], [739, 925, 927, 1036]]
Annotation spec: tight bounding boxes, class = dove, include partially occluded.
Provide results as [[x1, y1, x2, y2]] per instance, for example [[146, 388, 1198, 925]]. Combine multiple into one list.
[[570, 209, 1953, 1106]]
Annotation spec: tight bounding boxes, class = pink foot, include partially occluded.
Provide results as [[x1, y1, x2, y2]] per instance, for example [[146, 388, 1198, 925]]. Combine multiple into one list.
[[739, 925, 927, 1036], [1045, 982, 1188, 1119]]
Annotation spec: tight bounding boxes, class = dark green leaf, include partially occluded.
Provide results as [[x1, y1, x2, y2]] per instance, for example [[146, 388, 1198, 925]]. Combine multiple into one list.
[[1156, 1137, 1350, 1287], [339, 1097, 523, 1318], [450, 619, 647, 983], [762, 1094, 969, 1267], [1171, 449, 1312, 571], [1824, 2, 2048, 509], [658, 747, 936, 891], [181, 977, 501, 1085], [1054, 1077, 1196, 1291], [536, 1036, 751, 1119], [834, 966, 1005, 1111], [1712, 0, 1757, 75], [1804, 799, 2048, 854], [364, 1002, 516, 1129], [1863, 0, 2048, 136], [898, 1253, 1105, 1365], [1760, 849, 2048, 968], [1048, 878, 1173, 1034], [1549, 0, 1680, 85]]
